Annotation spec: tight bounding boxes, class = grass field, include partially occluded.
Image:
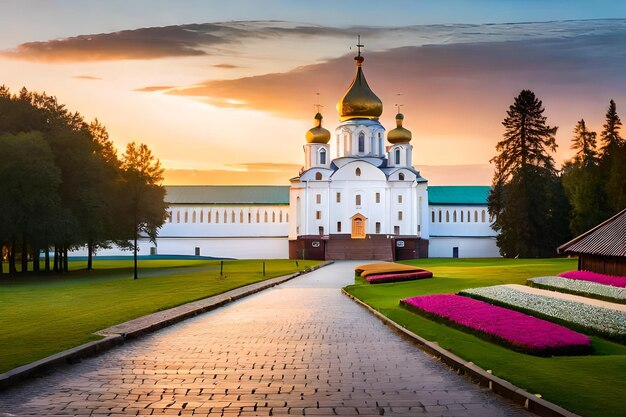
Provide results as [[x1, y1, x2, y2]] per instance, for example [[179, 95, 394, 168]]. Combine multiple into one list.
[[0, 258, 322, 374], [344, 258, 626, 417]]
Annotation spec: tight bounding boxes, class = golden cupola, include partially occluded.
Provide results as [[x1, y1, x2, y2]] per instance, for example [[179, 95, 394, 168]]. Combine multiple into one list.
[[306, 112, 331, 144], [336, 53, 383, 122], [387, 113, 412, 144]]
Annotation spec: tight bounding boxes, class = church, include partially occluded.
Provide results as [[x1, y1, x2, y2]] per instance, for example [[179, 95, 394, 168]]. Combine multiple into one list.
[[74, 48, 499, 260]]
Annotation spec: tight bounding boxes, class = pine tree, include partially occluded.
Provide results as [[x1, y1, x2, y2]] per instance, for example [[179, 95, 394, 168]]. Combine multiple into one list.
[[599, 100, 626, 213], [561, 119, 604, 235], [488, 90, 568, 257]]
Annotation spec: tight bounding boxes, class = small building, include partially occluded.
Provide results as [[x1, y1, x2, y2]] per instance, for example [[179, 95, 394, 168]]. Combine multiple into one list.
[[557, 208, 626, 276]]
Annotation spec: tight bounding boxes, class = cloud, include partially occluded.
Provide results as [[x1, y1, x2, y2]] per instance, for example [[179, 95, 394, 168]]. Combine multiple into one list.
[[213, 63, 242, 69], [72, 75, 102, 80], [7, 19, 623, 63], [164, 30, 626, 163], [134, 85, 176, 92]]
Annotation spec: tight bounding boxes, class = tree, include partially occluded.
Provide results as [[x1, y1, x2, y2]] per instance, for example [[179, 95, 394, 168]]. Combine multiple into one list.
[[0, 132, 62, 274], [118, 142, 167, 279], [561, 120, 604, 235], [488, 90, 569, 257], [598, 100, 626, 213]]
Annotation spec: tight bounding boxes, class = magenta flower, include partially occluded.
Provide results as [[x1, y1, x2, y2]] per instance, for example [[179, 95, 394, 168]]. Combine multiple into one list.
[[401, 294, 592, 356], [558, 270, 626, 288], [367, 270, 433, 284]]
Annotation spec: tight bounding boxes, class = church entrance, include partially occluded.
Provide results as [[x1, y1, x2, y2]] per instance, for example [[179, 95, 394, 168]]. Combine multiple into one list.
[[350, 213, 367, 239]]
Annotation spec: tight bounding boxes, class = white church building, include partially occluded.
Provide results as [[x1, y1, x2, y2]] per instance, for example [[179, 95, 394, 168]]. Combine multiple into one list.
[[78, 48, 500, 260]]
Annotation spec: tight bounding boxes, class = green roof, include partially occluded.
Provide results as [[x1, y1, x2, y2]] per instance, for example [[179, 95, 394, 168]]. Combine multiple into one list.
[[428, 186, 490, 205], [164, 185, 290, 205]]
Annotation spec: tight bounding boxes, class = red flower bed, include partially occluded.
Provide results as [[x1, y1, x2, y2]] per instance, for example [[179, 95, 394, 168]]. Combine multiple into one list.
[[558, 270, 626, 288], [400, 294, 592, 356], [366, 270, 433, 284]]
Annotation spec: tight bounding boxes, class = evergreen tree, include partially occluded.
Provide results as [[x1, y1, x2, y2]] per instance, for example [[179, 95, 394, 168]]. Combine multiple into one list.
[[488, 90, 568, 257], [561, 120, 604, 235], [598, 100, 626, 213]]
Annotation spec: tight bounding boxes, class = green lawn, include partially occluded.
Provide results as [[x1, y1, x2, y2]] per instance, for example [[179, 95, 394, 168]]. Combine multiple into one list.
[[344, 258, 626, 417], [0, 258, 322, 374]]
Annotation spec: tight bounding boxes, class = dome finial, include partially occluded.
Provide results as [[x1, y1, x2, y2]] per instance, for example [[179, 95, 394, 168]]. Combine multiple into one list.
[[355, 34, 364, 66], [388, 102, 412, 144]]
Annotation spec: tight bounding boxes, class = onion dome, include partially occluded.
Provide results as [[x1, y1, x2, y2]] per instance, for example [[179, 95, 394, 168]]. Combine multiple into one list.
[[387, 113, 412, 144], [336, 54, 383, 122], [306, 112, 331, 144]]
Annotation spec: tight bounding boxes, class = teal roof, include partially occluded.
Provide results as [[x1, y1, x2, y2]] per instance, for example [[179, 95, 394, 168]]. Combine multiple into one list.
[[428, 186, 490, 205], [165, 185, 290, 205]]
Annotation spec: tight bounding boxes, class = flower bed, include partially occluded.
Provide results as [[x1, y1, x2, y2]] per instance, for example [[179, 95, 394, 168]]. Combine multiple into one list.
[[400, 294, 591, 356], [460, 285, 626, 342], [366, 270, 433, 284], [558, 270, 626, 288], [355, 262, 425, 277], [528, 276, 626, 304]]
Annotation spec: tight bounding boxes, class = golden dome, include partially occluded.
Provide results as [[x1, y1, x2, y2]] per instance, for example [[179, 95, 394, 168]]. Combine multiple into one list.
[[306, 112, 331, 144], [387, 113, 412, 144], [336, 54, 383, 122]]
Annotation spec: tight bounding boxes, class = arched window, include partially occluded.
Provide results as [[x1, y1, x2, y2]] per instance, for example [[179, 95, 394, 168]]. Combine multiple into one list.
[[319, 148, 326, 165], [467, 210, 471, 222], [355, 167, 361, 176], [481, 210, 486, 223], [474, 210, 478, 222], [240, 210, 244, 223], [279, 211, 283, 222], [215, 211, 219, 223], [438, 210, 442, 222], [200, 210, 204, 223], [395, 148, 401, 164], [192, 211, 196, 223], [399, 173, 405, 181], [264, 211, 268, 223], [358, 132, 365, 152], [208, 211, 212, 223], [168, 211, 172, 223], [272, 212, 276, 223], [315, 172, 322, 180], [256, 211, 260, 223], [446, 211, 450, 222], [453, 211, 457, 222], [248, 212, 252, 223], [356, 194, 362, 206], [176, 211, 180, 223], [231, 210, 235, 223], [223, 210, 228, 223], [431, 211, 435, 223], [184, 211, 188, 223], [460, 211, 464, 223]]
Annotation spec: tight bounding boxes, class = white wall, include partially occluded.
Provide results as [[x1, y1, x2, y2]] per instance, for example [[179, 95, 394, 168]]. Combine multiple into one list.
[[71, 237, 289, 259], [429, 205, 495, 238], [429, 236, 500, 258]]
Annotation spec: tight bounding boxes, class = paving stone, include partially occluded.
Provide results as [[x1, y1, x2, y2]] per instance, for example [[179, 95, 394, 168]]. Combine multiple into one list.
[[0, 262, 532, 416]]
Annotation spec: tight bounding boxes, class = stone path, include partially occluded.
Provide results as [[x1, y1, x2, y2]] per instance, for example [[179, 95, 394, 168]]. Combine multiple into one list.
[[504, 284, 626, 312], [0, 261, 532, 416]]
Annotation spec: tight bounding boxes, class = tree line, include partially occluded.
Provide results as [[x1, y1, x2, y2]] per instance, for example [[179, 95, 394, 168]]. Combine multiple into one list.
[[0, 86, 167, 277], [489, 90, 625, 257]]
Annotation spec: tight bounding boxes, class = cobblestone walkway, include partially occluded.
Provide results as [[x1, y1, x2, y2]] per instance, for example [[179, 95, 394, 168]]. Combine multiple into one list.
[[0, 261, 532, 416]]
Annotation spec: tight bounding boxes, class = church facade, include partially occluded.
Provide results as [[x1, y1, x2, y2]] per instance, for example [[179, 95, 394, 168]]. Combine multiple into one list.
[[72, 49, 499, 260]]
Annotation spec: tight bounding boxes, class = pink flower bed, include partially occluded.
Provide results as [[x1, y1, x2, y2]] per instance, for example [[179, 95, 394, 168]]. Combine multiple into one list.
[[558, 270, 626, 288], [366, 270, 433, 284], [400, 294, 592, 356]]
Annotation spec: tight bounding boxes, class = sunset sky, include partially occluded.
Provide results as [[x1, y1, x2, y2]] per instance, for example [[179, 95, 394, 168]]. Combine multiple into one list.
[[2, 1, 626, 185]]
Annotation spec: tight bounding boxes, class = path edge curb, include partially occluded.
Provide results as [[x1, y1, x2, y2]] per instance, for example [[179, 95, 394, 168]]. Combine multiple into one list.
[[0, 261, 332, 391], [341, 288, 581, 417]]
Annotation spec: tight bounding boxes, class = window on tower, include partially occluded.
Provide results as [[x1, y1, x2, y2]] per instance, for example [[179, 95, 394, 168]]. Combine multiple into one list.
[[315, 172, 322, 180], [319, 148, 326, 165], [399, 173, 405, 181], [355, 167, 361, 176], [395, 148, 401, 164], [358, 132, 365, 152]]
